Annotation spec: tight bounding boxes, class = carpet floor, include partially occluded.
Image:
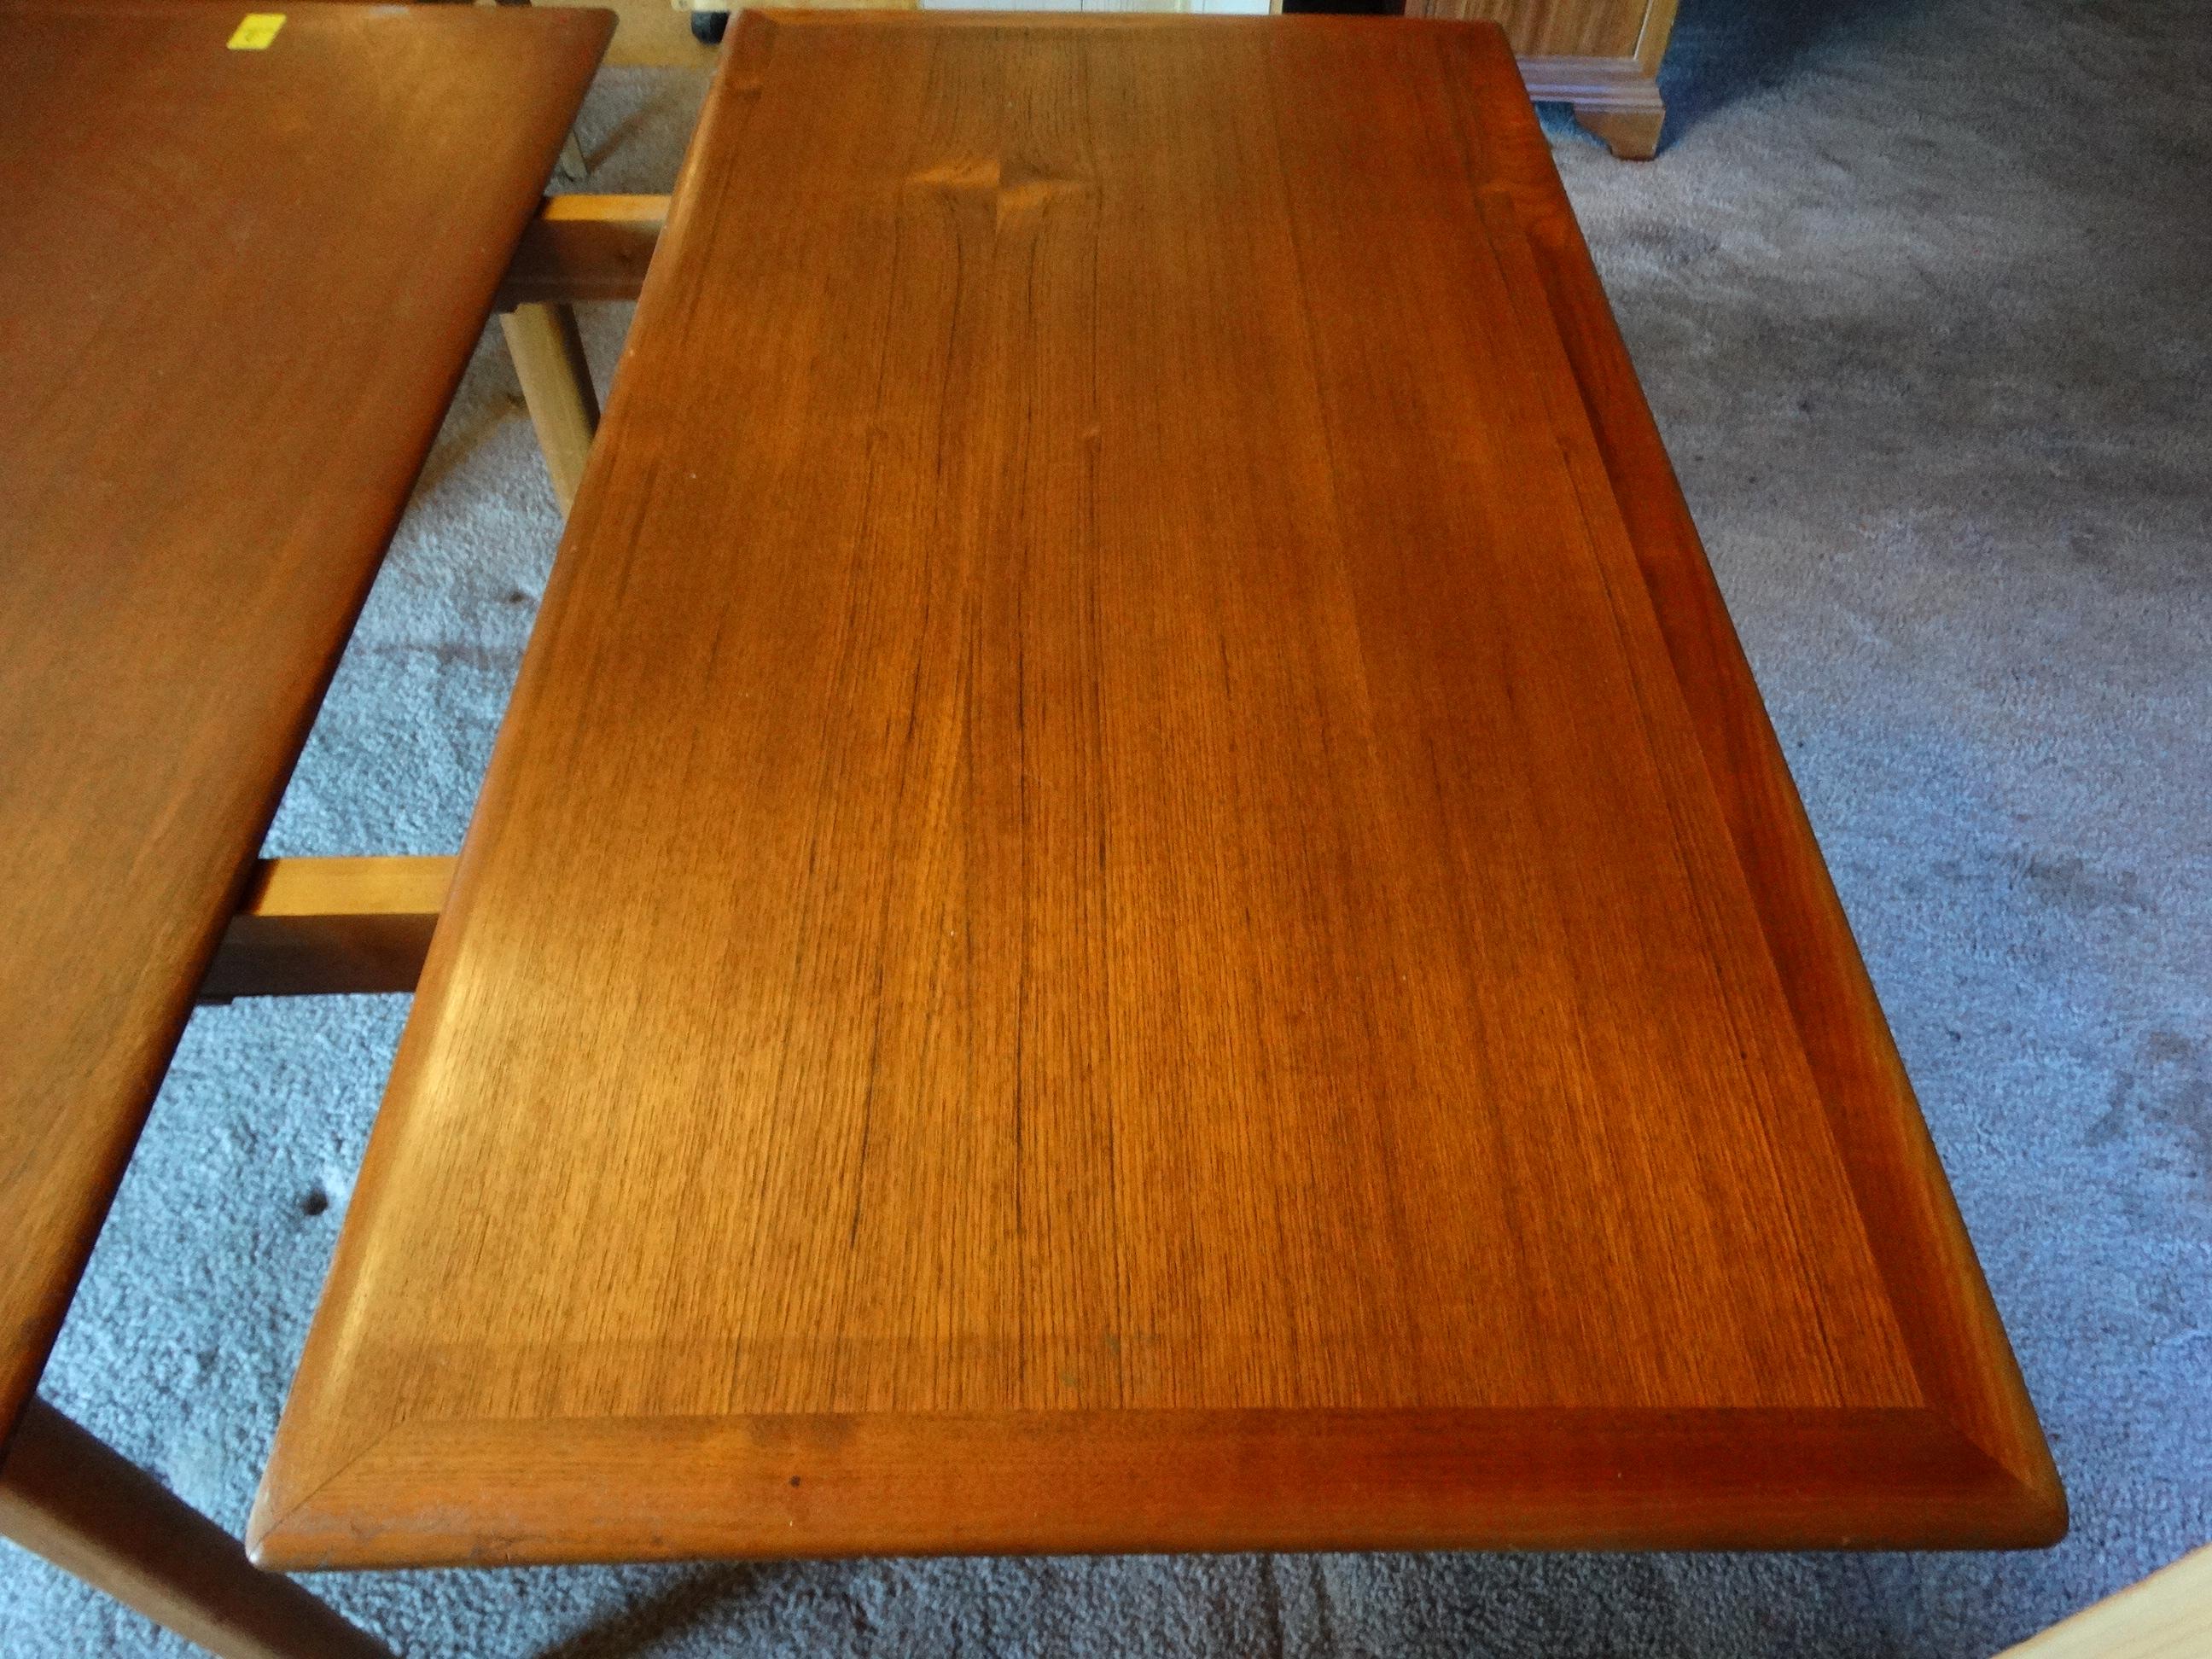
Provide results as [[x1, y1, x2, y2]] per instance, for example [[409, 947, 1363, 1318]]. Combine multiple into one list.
[[5, 0, 2207, 1651]]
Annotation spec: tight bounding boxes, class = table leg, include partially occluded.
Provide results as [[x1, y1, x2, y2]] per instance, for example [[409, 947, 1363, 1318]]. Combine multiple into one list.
[[0, 1400, 392, 1659], [500, 299, 600, 513]]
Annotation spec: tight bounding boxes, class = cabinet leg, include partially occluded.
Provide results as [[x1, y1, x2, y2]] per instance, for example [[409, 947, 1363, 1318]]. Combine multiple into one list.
[[1573, 99, 1665, 160], [0, 1399, 392, 1659], [500, 300, 600, 514]]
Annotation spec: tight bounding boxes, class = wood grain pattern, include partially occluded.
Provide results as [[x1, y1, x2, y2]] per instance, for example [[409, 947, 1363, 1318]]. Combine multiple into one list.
[[254, 14, 2062, 1567], [0, 0, 611, 1440]]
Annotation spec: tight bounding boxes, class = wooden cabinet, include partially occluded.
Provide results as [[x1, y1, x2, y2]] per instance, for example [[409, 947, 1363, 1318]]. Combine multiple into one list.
[[688, 0, 1679, 156], [1403, 0, 1677, 156]]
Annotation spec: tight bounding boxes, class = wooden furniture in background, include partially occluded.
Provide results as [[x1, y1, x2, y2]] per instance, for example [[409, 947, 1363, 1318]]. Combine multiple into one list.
[[253, 13, 2060, 1570], [664, 0, 1679, 158], [540, 0, 726, 65], [0, 3, 610, 1650], [1407, 0, 1676, 157], [1999, 1545, 2212, 1658]]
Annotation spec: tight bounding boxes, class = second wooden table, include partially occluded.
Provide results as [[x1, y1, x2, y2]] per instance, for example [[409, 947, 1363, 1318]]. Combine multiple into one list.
[[253, 13, 2064, 1569]]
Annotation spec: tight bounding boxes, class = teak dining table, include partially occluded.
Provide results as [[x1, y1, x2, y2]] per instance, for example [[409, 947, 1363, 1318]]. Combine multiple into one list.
[[239, 11, 2066, 1574], [0, 2, 611, 1651]]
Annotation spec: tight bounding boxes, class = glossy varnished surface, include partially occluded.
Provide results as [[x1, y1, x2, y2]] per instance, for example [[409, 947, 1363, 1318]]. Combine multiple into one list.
[[255, 14, 2061, 1564], [0, 2, 612, 1439]]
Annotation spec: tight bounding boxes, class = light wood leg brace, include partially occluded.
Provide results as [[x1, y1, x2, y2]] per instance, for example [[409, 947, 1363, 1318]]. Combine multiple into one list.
[[491, 193, 669, 515], [0, 1400, 391, 1659], [199, 856, 454, 1001], [500, 300, 600, 514]]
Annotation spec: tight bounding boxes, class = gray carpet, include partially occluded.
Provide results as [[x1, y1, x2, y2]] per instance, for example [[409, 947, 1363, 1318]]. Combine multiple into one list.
[[6, 0, 2208, 1650]]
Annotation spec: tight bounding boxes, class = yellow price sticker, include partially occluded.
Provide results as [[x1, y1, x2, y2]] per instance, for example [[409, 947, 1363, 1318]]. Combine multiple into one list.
[[227, 13, 285, 49]]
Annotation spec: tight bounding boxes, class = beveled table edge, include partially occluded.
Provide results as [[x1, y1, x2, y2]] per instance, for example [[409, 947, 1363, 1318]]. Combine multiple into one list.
[[250, 15, 2064, 1565], [249, 1406, 2061, 1569], [1437, 17, 2062, 1528]]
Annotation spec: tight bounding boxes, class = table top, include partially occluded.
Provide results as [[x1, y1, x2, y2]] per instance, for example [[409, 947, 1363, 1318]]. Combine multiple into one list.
[[252, 12, 2062, 1569], [0, 1, 611, 1441]]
